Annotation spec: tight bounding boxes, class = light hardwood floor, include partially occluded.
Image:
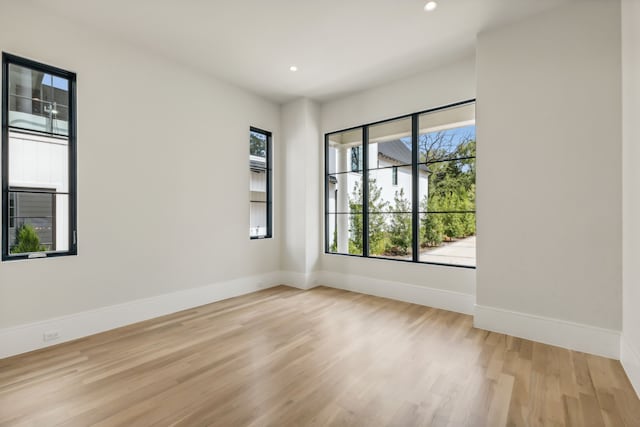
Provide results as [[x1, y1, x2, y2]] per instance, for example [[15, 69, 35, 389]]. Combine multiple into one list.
[[1, 286, 639, 427]]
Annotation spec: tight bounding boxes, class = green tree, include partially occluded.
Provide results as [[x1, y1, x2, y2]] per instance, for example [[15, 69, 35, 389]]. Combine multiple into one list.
[[386, 188, 412, 255], [329, 227, 338, 252], [419, 131, 476, 165], [367, 178, 389, 255], [11, 224, 46, 254], [348, 178, 388, 255], [461, 184, 476, 236], [441, 192, 464, 240], [420, 136, 476, 244], [348, 181, 363, 254], [250, 131, 266, 157], [421, 193, 444, 247]]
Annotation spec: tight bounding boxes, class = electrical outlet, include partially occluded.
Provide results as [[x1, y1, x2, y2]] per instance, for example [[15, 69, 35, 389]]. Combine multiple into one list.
[[43, 331, 60, 342]]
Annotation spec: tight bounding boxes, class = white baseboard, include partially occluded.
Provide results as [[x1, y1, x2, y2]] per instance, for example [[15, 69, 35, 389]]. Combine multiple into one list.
[[0, 271, 283, 359], [316, 270, 475, 315], [474, 304, 620, 359], [279, 270, 320, 290], [621, 336, 640, 398], [2, 269, 627, 368]]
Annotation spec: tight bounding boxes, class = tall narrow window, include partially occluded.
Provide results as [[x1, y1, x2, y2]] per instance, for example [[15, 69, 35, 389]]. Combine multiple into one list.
[[249, 127, 272, 239], [418, 102, 476, 267], [2, 53, 77, 260], [367, 117, 413, 259], [325, 100, 476, 268], [326, 128, 363, 255]]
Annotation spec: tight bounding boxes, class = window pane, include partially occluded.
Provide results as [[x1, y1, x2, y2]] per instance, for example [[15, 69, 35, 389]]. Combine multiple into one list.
[[327, 128, 363, 174], [418, 103, 475, 163], [327, 213, 363, 255], [368, 166, 413, 213], [369, 117, 412, 167], [250, 201, 268, 237], [368, 213, 413, 259], [8, 130, 69, 193], [327, 173, 362, 213], [249, 128, 271, 239], [250, 131, 267, 160], [420, 159, 475, 213], [366, 115, 414, 259], [419, 213, 475, 267], [9, 191, 69, 254], [250, 169, 267, 201], [8, 64, 70, 136]]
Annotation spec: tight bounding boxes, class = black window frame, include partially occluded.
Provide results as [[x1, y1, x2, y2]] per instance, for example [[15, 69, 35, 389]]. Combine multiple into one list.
[[249, 126, 272, 240], [324, 99, 476, 269], [2, 53, 78, 261]]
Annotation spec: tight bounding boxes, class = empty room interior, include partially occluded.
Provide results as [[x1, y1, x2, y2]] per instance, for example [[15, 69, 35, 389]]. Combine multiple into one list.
[[1, 0, 640, 425]]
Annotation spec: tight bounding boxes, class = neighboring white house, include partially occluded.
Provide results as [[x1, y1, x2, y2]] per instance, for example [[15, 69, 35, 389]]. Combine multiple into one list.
[[326, 138, 429, 252]]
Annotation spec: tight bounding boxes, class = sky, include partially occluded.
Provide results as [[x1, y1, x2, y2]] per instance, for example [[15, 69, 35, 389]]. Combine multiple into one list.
[[42, 74, 69, 91], [400, 124, 476, 153]]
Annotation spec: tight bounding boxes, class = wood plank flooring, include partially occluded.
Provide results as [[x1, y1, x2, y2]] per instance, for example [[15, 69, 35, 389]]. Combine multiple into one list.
[[0, 286, 639, 426]]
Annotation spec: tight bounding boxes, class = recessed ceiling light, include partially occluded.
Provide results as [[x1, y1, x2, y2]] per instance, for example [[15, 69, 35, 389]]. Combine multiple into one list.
[[424, 1, 438, 11], [289, 65, 298, 72]]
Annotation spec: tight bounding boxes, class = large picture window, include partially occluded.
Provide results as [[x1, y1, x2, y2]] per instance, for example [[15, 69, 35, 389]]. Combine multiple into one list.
[[2, 53, 77, 260], [249, 127, 272, 239], [325, 101, 476, 268]]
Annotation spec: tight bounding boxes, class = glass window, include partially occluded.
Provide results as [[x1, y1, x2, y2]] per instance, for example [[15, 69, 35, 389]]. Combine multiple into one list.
[[418, 102, 475, 163], [327, 128, 363, 175], [325, 128, 364, 255], [2, 54, 77, 260], [8, 63, 70, 136], [324, 101, 476, 267], [249, 128, 272, 239], [367, 117, 413, 259], [418, 103, 476, 267]]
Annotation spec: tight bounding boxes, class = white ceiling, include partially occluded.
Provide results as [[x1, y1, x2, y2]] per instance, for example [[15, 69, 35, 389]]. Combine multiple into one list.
[[32, 0, 573, 103]]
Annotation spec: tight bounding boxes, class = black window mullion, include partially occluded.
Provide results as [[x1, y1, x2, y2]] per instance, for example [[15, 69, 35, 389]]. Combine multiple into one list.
[[9, 189, 70, 195], [421, 156, 476, 166], [411, 114, 419, 262], [362, 127, 369, 257]]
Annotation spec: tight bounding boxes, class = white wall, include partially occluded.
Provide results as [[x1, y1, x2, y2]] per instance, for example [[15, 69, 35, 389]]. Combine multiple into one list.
[[280, 98, 321, 287], [0, 2, 281, 329], [319, 56, 477, 313], [622, 0, 640, 397], [475, 1, 622, 356], [322, 56, 476, 135]]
